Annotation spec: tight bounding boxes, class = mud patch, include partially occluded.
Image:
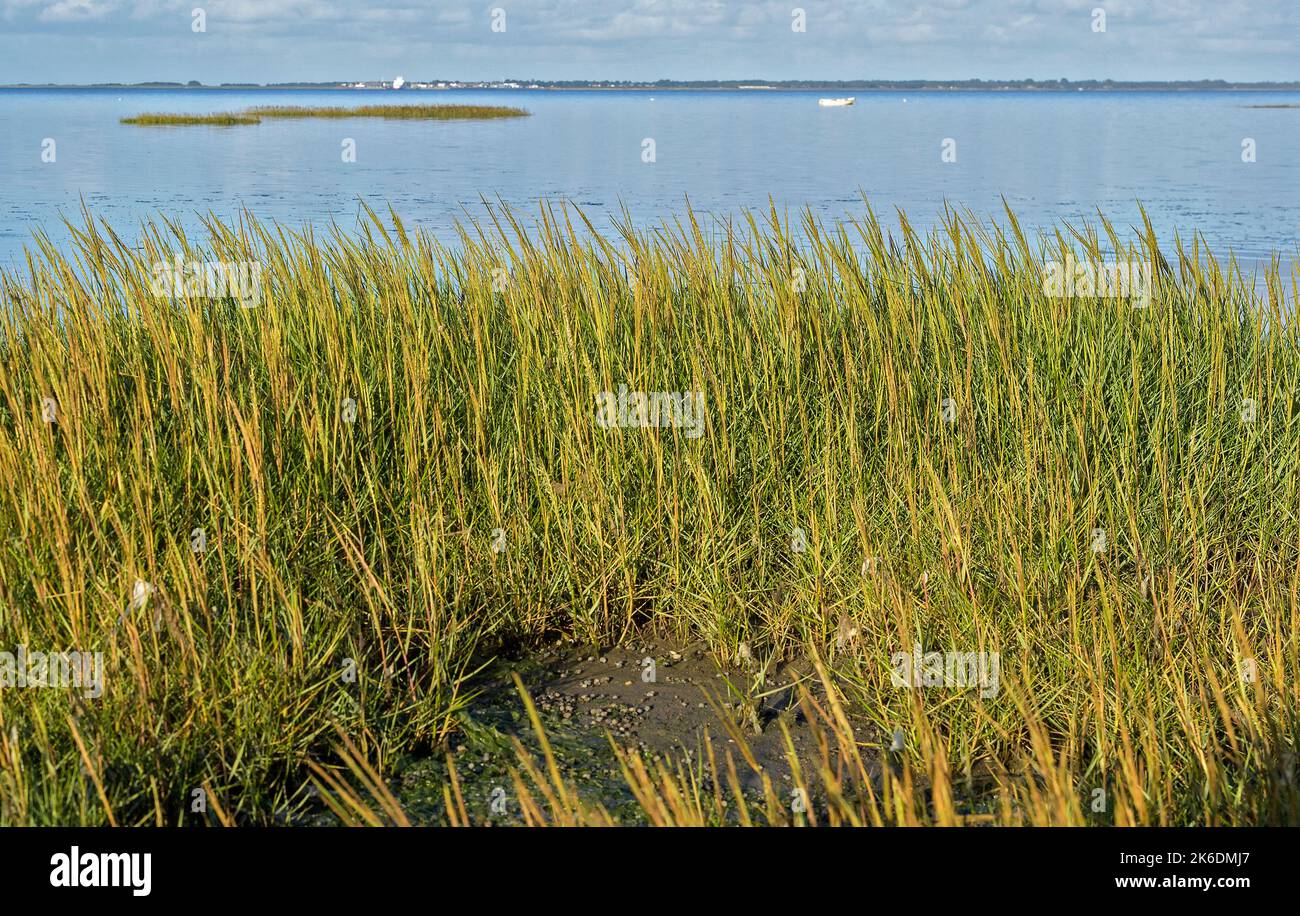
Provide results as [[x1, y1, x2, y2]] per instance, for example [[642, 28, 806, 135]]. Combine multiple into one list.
[[391, 638, 881, 825]]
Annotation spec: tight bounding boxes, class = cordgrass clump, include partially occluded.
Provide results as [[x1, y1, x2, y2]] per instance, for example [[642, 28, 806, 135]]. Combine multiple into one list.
[[246, 104, 530, 120], [119, 111, 262, 126], [120, 104, 530, 126], [0, 200, 1298, 826]]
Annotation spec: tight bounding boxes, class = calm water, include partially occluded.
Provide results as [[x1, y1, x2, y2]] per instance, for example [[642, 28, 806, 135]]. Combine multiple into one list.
[[2, 87, 1299, 267]]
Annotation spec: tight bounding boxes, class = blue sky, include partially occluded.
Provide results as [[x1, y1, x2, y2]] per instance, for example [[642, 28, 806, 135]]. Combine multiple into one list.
[[0, 0, 1296, 84]]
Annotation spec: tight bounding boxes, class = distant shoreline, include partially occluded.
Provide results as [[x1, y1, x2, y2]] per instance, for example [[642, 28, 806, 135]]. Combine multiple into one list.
[[5, 79, 1300, 92]]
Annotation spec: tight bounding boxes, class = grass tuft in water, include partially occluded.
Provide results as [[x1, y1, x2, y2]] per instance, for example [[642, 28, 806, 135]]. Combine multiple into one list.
[[121, 104, 530, 126], [119, 111, 263, 126]]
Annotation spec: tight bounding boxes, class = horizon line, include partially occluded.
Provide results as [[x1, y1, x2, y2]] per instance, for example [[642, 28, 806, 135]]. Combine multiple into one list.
[[5, 77, 1300, 91]]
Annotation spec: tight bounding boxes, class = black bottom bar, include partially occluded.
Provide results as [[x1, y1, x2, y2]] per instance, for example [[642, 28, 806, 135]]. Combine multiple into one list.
[[3, 826, 1278, 901]]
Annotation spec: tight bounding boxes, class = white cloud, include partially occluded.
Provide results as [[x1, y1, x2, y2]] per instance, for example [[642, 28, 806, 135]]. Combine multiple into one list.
[[39, 0, 117, 21]]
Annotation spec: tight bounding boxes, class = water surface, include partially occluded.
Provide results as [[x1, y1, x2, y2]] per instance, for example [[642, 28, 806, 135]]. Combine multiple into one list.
[[2, 87, 1298, 267]]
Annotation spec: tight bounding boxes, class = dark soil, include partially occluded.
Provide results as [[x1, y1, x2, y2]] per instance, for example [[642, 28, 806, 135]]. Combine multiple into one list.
[[389, 637, 881, 825]]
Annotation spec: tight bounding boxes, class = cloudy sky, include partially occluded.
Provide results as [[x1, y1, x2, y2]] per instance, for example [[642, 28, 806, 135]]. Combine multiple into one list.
[[0, 0, 1295, 84]]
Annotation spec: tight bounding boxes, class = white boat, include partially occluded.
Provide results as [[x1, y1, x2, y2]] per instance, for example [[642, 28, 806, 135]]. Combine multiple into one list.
[[818, 97, 855, 107]]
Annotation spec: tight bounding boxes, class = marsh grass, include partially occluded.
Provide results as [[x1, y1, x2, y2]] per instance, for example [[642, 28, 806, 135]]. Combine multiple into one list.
[[120, 112, 263, 126], [0, 199, 1298, 826], [247, 104, 530, 120], [121, 104, 530, 126]]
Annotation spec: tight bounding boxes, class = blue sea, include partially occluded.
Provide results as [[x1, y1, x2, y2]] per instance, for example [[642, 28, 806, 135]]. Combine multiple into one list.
[[2, 87, 1298, 268]]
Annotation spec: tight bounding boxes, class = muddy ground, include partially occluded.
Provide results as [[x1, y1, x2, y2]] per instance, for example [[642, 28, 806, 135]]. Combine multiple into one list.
[[388, 638, 882, 825]]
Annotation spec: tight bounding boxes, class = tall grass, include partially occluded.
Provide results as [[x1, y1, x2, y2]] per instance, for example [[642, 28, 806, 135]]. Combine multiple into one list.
[[0, 200, 1297, 825]]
